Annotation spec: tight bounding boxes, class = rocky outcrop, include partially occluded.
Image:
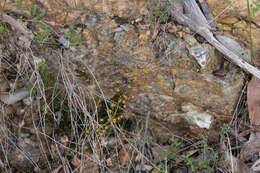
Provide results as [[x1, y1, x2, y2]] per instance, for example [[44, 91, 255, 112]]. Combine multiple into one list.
[[57, 8, 245, 132], [1, 0, 245, 134], [37, 0, 245, 131]]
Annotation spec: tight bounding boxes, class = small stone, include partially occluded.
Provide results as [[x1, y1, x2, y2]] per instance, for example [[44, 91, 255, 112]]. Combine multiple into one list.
[[188, 45, 209, 69], [182, 103, 213, 129]]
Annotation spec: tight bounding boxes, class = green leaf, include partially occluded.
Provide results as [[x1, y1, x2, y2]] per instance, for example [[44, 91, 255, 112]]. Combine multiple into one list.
[[16, 0, 22, 8], [35, 32, 46, 42], [146, 16, 154, 23], [153, 8, 161, 15], [36, 22, 50, 33], [29, 7, 44, 20], [197, 160, 209, 169], [0, 23, 10, 32]]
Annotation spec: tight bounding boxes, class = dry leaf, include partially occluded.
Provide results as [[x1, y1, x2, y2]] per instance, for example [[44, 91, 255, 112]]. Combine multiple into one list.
[[119, 147, 131, 165], [247, 76, 260, 126]]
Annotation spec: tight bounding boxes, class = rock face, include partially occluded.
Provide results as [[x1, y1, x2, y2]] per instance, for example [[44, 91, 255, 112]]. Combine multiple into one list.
[[1, 0, 245, 133], [206, 0, 260, 65], [30, 0, 245, 132]]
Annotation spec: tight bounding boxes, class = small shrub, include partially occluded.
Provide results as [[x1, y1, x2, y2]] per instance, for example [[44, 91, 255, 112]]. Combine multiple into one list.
[[146, 1, 171, 23], [158, 136, 221, 172]]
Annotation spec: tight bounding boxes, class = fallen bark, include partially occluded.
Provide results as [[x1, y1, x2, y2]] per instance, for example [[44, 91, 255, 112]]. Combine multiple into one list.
[[168, 0, 260, 79]]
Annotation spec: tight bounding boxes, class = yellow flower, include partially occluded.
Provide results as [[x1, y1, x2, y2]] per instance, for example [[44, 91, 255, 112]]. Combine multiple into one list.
[[117, 116, 122, 121], [85, 130, 91, 134], [115, 88, 120, 92]]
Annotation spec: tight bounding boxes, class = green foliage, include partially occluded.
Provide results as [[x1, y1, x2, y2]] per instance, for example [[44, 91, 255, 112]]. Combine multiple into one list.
[[35, 32, 46, 45], [158, 136, 221, 172], [28, 6, 44, 20], [36, 22, 51, 33], [157, 162, 171, 173], [35, 21, 56, 47], [23, 5, 53, 47], [34, 22, 83, 48], [23, 85, 37, 93], [0, 23, 10, 33], [15, 0, 23, 8], [158, 138, 183, 172], [146, 15, 155, 23], [146, 1, 171, 23], [35, 59, 69, 114], [220, 123, 229, 141], [183, 151, 197, 172], [11, 3, 83, 48], [37, 60, 52, 90], [64, 25, 82, 47]]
